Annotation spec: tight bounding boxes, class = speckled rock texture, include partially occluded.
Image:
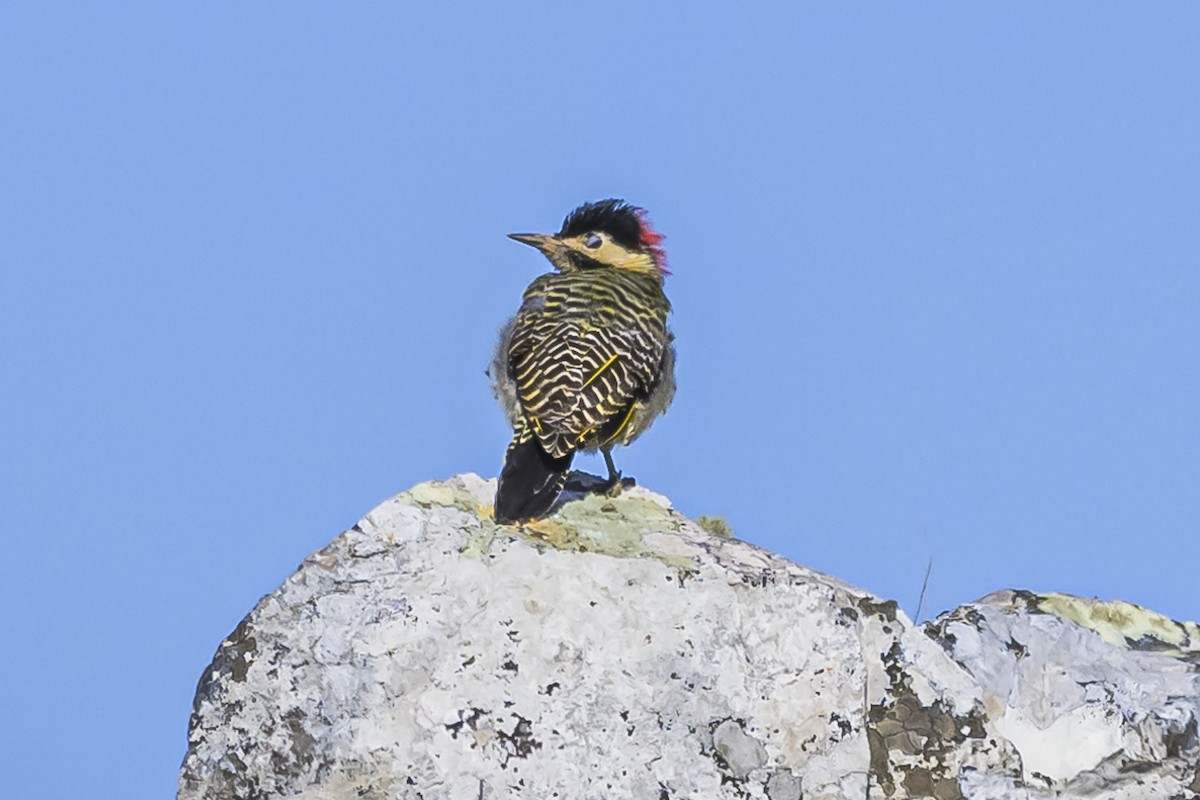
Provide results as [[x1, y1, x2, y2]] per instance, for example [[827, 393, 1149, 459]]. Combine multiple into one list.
[[179, 475, 1200, 800]]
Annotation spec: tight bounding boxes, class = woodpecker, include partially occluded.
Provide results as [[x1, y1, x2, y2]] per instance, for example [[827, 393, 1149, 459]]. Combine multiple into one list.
[[490, 199, 676, 524]]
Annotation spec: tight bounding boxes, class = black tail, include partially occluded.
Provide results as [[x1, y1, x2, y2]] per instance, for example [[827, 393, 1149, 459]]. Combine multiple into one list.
[[495, 434, 574, 524]]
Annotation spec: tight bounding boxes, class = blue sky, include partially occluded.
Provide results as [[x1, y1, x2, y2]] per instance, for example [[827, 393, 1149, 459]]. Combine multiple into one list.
[[3, 4, 1198, 798]]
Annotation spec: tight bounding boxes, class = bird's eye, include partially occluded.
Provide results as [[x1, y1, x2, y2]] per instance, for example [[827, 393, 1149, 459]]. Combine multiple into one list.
[[584, 233, 603, 249]]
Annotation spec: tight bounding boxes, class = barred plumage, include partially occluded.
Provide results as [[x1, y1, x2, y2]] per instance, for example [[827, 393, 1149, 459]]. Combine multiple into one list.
[[491, 200, 675, 524]]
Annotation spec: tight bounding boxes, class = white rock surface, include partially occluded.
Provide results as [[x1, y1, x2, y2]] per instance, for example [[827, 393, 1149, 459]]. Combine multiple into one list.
[[179, 475, 1200, 800]]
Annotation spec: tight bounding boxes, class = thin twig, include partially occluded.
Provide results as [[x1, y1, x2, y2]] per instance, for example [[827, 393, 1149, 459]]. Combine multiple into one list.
[[913, 557, 933, 624]]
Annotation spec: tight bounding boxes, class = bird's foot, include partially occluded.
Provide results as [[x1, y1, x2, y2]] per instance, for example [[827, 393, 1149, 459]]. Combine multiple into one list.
[[599, 449, 634, 497], [603, 473, 636, 498]]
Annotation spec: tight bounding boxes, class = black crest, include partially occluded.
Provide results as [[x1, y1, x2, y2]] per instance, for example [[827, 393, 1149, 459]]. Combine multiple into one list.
[[559, 199, 645, 251]]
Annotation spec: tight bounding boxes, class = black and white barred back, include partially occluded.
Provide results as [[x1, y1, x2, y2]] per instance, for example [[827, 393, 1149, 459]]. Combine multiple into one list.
[[494, 266, 673, 523]]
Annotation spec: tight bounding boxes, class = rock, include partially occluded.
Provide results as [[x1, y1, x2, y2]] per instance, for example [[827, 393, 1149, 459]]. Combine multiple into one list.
[[925, 591, 1200, 796], [178, 475, 1200, 799]]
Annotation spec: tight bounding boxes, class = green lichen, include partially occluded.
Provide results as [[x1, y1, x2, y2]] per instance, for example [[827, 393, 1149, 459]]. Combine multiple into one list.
[[459, 527, 497, 559], [696, 515, 734, 539], [398, 480, 498, 559], [401, 478, 703, 572], [549, 492, 700, 571], [398, 481, 480, 514], [555, 493, 676, 557], [1037, 593, 1200, 656]]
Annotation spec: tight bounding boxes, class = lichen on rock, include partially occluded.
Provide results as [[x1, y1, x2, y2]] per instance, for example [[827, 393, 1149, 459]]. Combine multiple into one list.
[[179, 475, 1200, 800]]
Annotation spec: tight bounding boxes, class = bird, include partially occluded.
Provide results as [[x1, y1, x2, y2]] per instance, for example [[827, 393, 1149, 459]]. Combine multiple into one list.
[[490, 199, 676, 524]]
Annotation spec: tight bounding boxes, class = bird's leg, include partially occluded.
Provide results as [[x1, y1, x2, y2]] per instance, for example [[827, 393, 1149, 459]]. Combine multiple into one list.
[[601, 447, 635, 497], [602, 448, 620, 487]]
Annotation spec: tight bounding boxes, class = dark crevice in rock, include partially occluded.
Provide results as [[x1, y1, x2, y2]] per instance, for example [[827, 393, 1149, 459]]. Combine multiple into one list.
[[498, 715, 542, 765], [857, 597, 899, 622]]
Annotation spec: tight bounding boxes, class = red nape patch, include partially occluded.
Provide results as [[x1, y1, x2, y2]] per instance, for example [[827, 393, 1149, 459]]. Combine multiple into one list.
[[635, 209, 670, 275]]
